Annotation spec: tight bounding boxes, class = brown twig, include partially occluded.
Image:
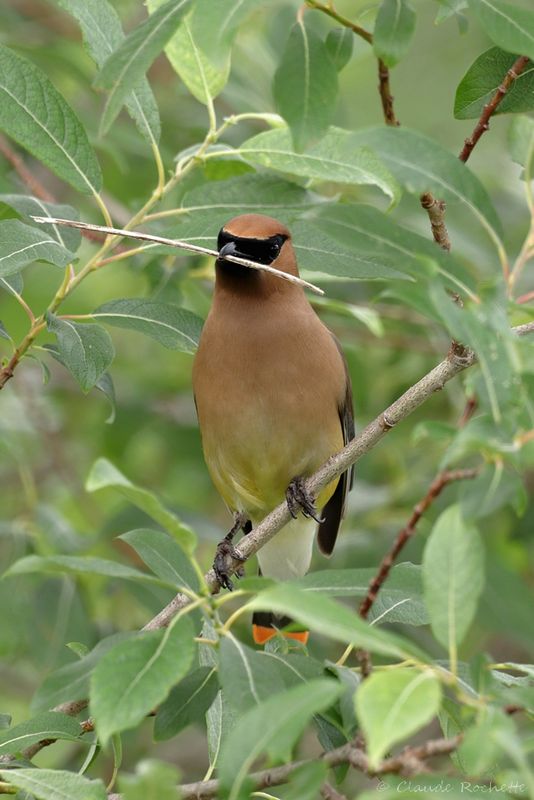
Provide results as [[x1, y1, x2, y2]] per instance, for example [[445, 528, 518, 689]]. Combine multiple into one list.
[[420, 193, 451, 252], [0, 135, 106, 244], [458, 56, 531, 164], [321, 782, 349, 800], [358, 467, 479, 622], [378, 58, 400, 127], [355, 395, 478, 677], [0, 134, 55, 202]]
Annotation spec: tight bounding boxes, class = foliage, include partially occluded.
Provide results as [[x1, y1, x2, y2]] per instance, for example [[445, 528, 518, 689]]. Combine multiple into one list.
[[0, 0, 533, 799]]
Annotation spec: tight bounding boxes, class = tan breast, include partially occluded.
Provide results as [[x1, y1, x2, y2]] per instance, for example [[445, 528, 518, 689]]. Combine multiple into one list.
[[193, 287, 346, 515]]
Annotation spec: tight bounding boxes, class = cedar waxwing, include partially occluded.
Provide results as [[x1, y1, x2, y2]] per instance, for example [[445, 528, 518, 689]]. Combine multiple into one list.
[[192, 214, 354, 645]]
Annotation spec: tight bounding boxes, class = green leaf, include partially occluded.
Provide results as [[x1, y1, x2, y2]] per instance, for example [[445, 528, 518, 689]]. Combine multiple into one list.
[[423, 504, 485, 652], [95, 0, 191, 134], [0, 712, 82, 755], [325, 27, 354, 72], [3, 553, 173, 587], [0, 321, 10, 341], [0, 769, 107, 800], [373, 0, 416, 67], [190, 0, 263, 66], [284, 764, 329, 800], [85, 458, 196, 552], [313, 297, 384, 336], [455, 47, 534, 119], [236, 127, 401, 204], [219, 680, 343, 800], [296, 563, 429, 626], [55, 0, 161, 144], [350, 126, 503, 240], [31, 633, 135, 712], [0, 273, 23, 296], [460, 464, 526, 519], [0, 195, 81, 252], [219, 634, 285, 713], [147, 1, 229, 104], [262, 652, 324, 687], [197, 620, 236, 775], [458, 708, 515, 774], [91, 299, 203, 354], [0, 44, 102, 194], [0, 220, 74, 278], [0, 716, 10, 731], [182, 172, 316, 218], [95, 370, 116, 424], [90, 614, 195, 745], [118, 759, 180, 800], [468, 0, 534, 60], [355, 668, 442, 769], [293, 220, 408, 281], [296, 204, 475, 295], [120, 529, 199, 592], [154, 666, 218, 740], [45, 313, 114, 392], [248, 582, 423, 659], [508, 114, 534, 170], [430, 286, 517, 422], [273, 20, 338, 151]]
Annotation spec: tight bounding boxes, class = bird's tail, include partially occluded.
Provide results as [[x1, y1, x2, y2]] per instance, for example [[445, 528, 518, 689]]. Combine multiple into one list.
[[252, 610, 309, 645]]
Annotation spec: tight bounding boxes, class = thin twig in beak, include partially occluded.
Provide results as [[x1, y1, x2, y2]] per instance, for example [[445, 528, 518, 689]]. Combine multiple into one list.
[[29, 216, 325, 296]]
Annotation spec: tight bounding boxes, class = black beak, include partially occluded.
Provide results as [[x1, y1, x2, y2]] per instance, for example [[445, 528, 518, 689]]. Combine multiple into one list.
[[219, 241, 239, 260]]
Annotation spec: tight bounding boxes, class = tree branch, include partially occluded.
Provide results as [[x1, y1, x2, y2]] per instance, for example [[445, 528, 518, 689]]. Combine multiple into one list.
[[420, 193, 451, 252], [0, 134, 54, 202], [458, 55, 531, 164], [0, 135, 106, 244], [358, 467, 479, 621], [144, 321, 534, 632], [378, 58, 400, 127], [113, 734, 460, 800]]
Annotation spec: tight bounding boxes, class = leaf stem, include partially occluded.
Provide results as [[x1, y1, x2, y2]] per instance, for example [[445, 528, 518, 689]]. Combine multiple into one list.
[[305, 0, 372, 44]]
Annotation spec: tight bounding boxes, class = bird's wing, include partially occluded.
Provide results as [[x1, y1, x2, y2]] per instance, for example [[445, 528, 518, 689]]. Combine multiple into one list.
[[317, 339, 354, 556]]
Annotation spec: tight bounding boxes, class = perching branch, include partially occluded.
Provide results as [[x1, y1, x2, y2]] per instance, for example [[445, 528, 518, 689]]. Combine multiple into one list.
[[144, 321, 534, 631], [458, 55, 531, 164]]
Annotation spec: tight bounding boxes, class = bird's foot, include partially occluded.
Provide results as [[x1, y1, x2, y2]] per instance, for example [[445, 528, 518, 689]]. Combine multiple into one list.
[[286, 476, 324, 524], [213, 512, 249, 591]]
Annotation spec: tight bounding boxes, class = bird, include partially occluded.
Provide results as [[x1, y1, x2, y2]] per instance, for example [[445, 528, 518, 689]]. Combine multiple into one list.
[[192, 214, 354, 646]]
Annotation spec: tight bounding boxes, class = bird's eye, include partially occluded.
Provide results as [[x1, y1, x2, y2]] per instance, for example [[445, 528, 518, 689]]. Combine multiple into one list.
[[269, 241, 281, 259]]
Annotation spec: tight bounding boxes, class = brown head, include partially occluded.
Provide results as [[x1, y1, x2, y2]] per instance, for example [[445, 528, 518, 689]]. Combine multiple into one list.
[[216, 214, 300, 294]]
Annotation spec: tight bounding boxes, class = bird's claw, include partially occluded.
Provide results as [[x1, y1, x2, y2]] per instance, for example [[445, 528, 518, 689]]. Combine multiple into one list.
[[286, 476, 325, 524], [213, 514, 249, 591], [213, 538, 246, 590]]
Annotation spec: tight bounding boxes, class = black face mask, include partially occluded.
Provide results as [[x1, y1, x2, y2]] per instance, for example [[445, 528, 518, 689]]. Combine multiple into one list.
[[217, 230, 287, 265]]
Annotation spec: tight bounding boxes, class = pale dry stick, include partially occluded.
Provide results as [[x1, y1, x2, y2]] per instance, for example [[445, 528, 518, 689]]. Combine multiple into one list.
[[29, 216, 325, 295]]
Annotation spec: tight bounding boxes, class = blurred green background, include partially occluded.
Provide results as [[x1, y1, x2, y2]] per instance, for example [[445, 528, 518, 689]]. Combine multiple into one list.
[[0, 0, 532, 789]]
